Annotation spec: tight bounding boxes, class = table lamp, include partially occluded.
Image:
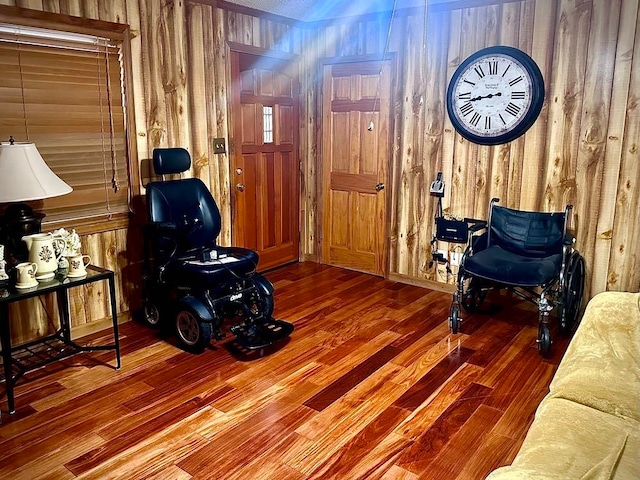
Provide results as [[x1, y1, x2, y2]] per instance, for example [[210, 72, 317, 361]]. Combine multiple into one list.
[[0, 137, 72, 263]]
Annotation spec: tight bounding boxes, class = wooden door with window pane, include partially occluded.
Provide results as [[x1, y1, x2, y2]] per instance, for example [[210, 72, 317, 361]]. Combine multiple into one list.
[[230, 52, 299, 271], [321, 60, 392, 276]]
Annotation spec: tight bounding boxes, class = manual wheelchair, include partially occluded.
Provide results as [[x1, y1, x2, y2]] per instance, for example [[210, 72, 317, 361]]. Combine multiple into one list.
[[447, 198, 585, 357], [141, 147, 293, 353]]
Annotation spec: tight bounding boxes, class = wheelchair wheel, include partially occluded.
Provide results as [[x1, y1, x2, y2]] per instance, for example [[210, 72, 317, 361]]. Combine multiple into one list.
[[142, 301, 162, 328], [449, 305, 460, 334], [537, 322, 551, 357], [559, 253, 586, 335], [175, 307, 212, 353]]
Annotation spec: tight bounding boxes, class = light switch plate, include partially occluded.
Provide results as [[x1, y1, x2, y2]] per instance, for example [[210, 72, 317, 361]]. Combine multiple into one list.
[[213, 138, 226, 154]]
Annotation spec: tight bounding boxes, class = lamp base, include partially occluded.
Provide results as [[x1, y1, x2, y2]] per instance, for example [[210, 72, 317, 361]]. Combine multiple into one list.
[[0, 203, 45, 265]]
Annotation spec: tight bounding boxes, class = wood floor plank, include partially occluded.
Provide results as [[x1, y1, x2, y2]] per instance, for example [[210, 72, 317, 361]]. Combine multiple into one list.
[[73, 408, 213, 480], [0, 263, 570, 480], [417, 404, 504, 478], [393, 346, 475, 411], [304, 344, 402, 411], [393, 362, 484, 441], [178, 405, 314, 479], [306, 406, 411, 479], [0, 433, 104, 480], [453, 432, 518, 480], [395, 383, 493, 474]]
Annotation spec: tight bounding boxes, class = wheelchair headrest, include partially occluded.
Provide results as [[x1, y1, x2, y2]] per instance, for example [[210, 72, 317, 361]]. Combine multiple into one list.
[[153, 148, 191, 175]]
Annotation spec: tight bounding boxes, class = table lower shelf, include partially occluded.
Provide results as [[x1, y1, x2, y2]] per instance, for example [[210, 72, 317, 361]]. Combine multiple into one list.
[[1, 332, 119, 386]]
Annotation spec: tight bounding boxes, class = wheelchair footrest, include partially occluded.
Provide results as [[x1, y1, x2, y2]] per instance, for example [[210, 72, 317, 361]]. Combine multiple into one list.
[[230, 317, 294, 350]]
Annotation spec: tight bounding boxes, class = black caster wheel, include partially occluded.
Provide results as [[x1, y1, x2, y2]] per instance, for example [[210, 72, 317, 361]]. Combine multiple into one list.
[[142, 301, 162, 328], [537, 322, 551, 357], [449, 305, 460, 334]]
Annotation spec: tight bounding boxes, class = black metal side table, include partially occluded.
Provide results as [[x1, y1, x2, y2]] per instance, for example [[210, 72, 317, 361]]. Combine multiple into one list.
[[0, 265, 121, 414]]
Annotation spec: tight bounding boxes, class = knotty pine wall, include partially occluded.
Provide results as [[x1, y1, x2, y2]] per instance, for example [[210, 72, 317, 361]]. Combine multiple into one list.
[[308, 0, 640, 296], [4, 0, 638, 343]]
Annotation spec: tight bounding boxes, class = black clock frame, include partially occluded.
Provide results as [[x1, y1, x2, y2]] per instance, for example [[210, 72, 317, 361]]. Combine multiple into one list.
[[446, 46, 545, 146]]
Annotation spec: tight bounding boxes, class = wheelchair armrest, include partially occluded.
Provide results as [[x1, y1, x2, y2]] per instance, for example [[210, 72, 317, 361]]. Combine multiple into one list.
[[464, 218, 487, 233]]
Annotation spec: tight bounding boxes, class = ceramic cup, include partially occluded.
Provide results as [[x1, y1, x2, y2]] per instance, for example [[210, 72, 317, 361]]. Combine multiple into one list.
[[67, 254, 91, 277], [16, 262, 38, 287]]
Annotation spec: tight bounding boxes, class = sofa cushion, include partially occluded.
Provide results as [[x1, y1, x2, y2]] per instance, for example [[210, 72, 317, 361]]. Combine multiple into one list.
[[548, 291, 640, 421], [486, 397, 640, 479]]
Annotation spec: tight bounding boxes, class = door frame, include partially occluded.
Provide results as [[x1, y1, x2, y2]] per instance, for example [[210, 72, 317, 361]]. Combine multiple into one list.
[[227, 42, 302, 267], [317, 54, 397, 277]]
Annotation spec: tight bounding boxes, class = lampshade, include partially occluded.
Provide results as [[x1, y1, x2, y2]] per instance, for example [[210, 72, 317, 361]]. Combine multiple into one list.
[[0, 142, 72, 203]]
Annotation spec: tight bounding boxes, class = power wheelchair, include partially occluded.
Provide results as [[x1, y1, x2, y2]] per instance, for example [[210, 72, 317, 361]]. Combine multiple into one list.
[[141, 147, 294, 353], [447, 198, 585, 357]]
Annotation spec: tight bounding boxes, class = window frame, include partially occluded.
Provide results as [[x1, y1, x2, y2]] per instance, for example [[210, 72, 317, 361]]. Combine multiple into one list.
[[0, 5, 138, 235]]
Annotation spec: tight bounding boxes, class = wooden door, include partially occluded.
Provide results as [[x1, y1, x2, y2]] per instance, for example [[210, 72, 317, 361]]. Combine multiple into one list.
[[230, 52, 299, 271], [321, 60, 392, 276]]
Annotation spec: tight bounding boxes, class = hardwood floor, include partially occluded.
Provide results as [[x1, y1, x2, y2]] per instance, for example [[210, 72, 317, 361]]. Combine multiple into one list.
[[0, 262, 571, 480]]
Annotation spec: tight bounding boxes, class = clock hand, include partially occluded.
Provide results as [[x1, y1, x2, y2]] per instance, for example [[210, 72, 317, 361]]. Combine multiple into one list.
[[470, 92, 503, 102]]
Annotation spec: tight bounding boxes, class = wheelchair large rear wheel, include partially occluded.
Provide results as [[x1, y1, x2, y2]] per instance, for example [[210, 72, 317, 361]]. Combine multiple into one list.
[[175, 307, 213, 353], [559, 253, 585, 335]]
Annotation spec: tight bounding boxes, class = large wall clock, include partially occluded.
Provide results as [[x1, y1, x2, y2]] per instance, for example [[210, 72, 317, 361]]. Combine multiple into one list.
[[446, 46, 544, 145]]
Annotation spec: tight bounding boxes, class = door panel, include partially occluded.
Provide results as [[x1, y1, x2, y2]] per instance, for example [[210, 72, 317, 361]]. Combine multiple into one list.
[[322, 60, 392, 276], [231, 52, 300, 271]]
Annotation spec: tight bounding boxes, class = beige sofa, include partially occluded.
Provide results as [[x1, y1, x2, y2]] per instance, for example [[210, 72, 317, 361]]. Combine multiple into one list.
[[487, 291, 640, 480]]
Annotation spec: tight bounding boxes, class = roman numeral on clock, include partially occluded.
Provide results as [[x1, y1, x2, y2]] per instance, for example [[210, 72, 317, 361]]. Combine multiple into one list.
[[458, 92, 471, 100], [488, 61, 498, 75], [505, 102, 521, 116], [511, 91, 526, 99], [485, 116, 491, 130], [509, 76, 523, 86], [474, 65, 485, 78], [470, 112, 481, 127], [460, 102, 474, 116]]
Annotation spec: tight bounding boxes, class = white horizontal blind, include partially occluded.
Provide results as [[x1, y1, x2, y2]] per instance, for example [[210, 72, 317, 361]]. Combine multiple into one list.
[[0, 23, 129, 223]]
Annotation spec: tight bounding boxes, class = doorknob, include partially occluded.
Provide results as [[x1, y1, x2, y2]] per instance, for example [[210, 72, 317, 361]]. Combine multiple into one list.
[[236, 183, 245, 192], [236, 168, 243, 175], [375, 183, 385, 191]]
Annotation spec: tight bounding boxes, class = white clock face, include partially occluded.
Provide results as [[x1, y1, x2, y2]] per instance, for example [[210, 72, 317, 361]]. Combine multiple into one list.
[[450, 53, 534, 138]]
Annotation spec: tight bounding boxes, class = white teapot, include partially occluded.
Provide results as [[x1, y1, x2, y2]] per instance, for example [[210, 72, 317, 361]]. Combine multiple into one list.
[[22, 232, 65, 281]]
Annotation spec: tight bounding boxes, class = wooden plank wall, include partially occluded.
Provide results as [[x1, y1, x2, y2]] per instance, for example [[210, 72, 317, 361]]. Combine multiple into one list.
[[4, 0, 638, 344], [1, 0, 305, 344], [309, 0, 639, 297]]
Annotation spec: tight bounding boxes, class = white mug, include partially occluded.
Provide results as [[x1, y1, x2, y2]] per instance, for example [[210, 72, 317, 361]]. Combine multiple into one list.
[[67, 254, 91, 277], [16, 262, 38, 286]]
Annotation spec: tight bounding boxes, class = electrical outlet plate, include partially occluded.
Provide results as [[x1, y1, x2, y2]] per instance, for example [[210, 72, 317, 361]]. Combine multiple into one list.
[[451, 252, 463, 266]]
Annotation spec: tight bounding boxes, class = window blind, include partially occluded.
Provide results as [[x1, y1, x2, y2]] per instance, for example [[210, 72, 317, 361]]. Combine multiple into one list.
[[0, 23, 130, 224]]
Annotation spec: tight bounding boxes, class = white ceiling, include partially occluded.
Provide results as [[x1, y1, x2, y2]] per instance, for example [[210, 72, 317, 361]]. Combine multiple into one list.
[[224, 0, 432, 21]]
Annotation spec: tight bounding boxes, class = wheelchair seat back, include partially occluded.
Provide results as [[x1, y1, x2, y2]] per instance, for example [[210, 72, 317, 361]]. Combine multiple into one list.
[[489, 205, 565, 258], [147, 148, 222, 251], [147, 178, 222, 251]]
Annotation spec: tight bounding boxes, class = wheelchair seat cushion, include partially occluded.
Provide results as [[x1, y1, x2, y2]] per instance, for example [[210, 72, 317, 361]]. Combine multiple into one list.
[[164, 247, 259, 287], [464, 245, 563, 287]]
